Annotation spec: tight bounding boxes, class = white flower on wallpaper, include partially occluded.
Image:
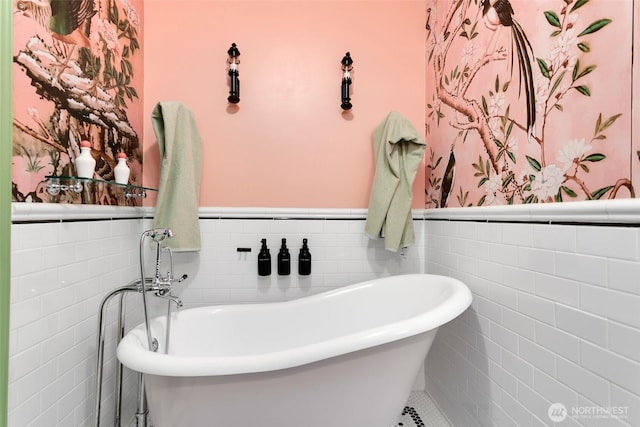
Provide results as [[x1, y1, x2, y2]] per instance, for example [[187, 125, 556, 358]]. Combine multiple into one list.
[[556, 138, 592, 172], [484, 173, 502, 205], [461, 40, 479, 65], [531, 164, 564, 201], [488, 92, 506, 116], [425, 0, 634, 208], [534, 79, 549, 115], [548, 28, 579, 72], [92, 18, 119, 52]]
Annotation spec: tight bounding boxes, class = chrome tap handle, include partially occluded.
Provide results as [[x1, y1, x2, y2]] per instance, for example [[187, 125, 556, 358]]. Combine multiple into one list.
[[160, 273, 188, 286]]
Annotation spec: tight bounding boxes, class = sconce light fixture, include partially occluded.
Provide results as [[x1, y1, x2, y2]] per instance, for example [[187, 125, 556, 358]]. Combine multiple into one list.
[[227, 43, 240, 104], [340, 52, 353, 110]]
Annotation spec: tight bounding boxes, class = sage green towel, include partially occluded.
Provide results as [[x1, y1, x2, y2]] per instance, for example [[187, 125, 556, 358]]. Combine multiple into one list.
[[364, 111, 426, 252], [151, 102, 203, 252]]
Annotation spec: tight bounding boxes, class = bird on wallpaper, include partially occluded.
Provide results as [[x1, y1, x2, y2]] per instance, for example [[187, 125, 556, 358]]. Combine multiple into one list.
[[16, 0, 96, 48], [440, 148, 456, 208], [481, 0, 536, 142]]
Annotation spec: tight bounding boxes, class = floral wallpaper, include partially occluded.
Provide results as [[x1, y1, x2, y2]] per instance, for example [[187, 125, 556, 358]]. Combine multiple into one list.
[[425, 0, 635, 208], [11, 0, 144, 205]]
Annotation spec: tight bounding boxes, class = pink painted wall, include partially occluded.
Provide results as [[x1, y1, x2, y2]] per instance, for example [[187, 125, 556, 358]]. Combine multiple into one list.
[[143, 0, 426, 208], [12, 0, 144, 204], [634, 0, 640, 189], [425, 0, 636, 207]]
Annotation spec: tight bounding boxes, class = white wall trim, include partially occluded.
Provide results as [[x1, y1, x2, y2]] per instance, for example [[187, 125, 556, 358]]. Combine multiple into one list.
[[200, 207, 426, 220], [11, 202, 152, 222], [425, 199, 640, 224], [11, 199, 640, 224], [13, 199, 640, 224], [11, 203, 427, 222], [199, 207, 369, 219]]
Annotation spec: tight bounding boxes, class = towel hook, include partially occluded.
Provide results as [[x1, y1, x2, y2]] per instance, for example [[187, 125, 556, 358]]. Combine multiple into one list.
[[227, 43, 240, 104], [340, 52, 353, 110]]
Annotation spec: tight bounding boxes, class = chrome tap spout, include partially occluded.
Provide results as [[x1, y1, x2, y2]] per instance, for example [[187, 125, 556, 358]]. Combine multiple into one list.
[[155, 293, 183, 309]]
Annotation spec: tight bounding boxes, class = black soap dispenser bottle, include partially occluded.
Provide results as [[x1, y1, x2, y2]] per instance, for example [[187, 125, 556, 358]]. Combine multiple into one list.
[[277, 238, 291, 275], [298, 238, 311, 276], [258, 239, 271, 276]]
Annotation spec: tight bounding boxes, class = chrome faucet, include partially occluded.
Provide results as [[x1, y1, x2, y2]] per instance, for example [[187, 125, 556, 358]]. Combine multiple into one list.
[[154, 292, 183, 309], [143, 227, 175, 243], [95, 229, 188, 427], [138, 228, 181, 352], [151, 245, 187, 305], [133, 228, 186, 427]]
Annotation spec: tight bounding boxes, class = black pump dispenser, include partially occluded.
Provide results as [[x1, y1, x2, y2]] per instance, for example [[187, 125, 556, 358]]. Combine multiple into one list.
[[258, 239, 271, 276], [277, 238, 291, 275], [298, 238, 311, 275]]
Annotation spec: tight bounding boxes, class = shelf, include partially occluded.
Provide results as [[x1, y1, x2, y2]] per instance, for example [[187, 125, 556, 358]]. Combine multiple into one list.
[[45, 176, 157, 199]]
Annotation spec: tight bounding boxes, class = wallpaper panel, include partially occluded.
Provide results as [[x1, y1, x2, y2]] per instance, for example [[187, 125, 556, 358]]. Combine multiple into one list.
[[425, 0, 634, 208], [11, 0, 144, 205]]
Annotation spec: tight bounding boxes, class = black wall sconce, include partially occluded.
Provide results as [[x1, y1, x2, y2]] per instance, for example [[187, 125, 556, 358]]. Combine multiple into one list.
[[227, 43, 240, 104], [340, 52, 353, 110]]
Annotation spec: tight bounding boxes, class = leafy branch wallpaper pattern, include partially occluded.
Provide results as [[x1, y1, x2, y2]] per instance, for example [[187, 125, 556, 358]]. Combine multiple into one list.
[[11, 0, 143, 205], [425, 0, 636, 208], [11, 0, 636, 209]]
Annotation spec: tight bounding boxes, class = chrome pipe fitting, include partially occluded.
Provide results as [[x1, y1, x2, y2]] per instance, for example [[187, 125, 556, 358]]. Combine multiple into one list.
[[142, 228, 175, 243]]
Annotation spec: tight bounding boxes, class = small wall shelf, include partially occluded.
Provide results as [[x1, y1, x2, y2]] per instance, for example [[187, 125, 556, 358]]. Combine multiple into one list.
[[45, 176, 157, 199]]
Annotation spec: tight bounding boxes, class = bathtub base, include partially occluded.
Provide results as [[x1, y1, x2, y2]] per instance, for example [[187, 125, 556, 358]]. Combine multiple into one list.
[[144, 330, 437, 427]]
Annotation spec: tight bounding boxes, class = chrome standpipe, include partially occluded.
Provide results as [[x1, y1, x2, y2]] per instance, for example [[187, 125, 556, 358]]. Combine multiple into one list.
[[135, 374, 148, 427], [93, 278, 151, 427], [138, 229, 174, 353], [93, 229, 185, 427], [156, 246, 184, 354]]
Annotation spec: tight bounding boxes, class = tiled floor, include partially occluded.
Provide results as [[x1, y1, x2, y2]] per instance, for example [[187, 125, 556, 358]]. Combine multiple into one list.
[[141, 390, 450, 427], [396, 391, 452, 427]]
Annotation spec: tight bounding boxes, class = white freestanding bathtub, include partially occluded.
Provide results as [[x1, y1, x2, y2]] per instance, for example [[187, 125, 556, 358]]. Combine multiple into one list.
[[117, 274, 472, 427]]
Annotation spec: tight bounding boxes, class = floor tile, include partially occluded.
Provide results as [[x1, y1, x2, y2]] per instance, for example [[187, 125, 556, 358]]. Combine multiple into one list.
[[396, 391, 451, 427]]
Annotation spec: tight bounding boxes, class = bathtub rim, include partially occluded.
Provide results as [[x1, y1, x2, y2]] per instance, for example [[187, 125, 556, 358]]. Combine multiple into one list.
[[117, 273, 472, 377]]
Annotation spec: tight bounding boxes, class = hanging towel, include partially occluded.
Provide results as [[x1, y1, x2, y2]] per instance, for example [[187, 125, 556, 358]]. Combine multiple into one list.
[[364, 111, 426, 252], [151, 102, 203, 252]]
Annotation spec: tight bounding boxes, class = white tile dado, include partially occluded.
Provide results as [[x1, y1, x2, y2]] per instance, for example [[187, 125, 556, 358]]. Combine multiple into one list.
[[10, 218, 145, 427], [170, 216, 425, 307], [11, 202, 640, 427], [576, 226, 638, 261], [531, 223, 576, 253], [608, 321, 640, 364], [425, 219, 640, 427], [581, 284, 640, 328], [534, 273, 580, 308], [423, 198, 640, 224], [10, 208, 425, 427], [608, 258, 640, 295]]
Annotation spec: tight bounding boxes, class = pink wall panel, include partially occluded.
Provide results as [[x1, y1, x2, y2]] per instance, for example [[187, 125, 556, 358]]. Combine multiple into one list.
[[425, 0, 635, 208], [143, 0, 426, 208], [12, 0, 145, 204], [633, 0, 640, 194]]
